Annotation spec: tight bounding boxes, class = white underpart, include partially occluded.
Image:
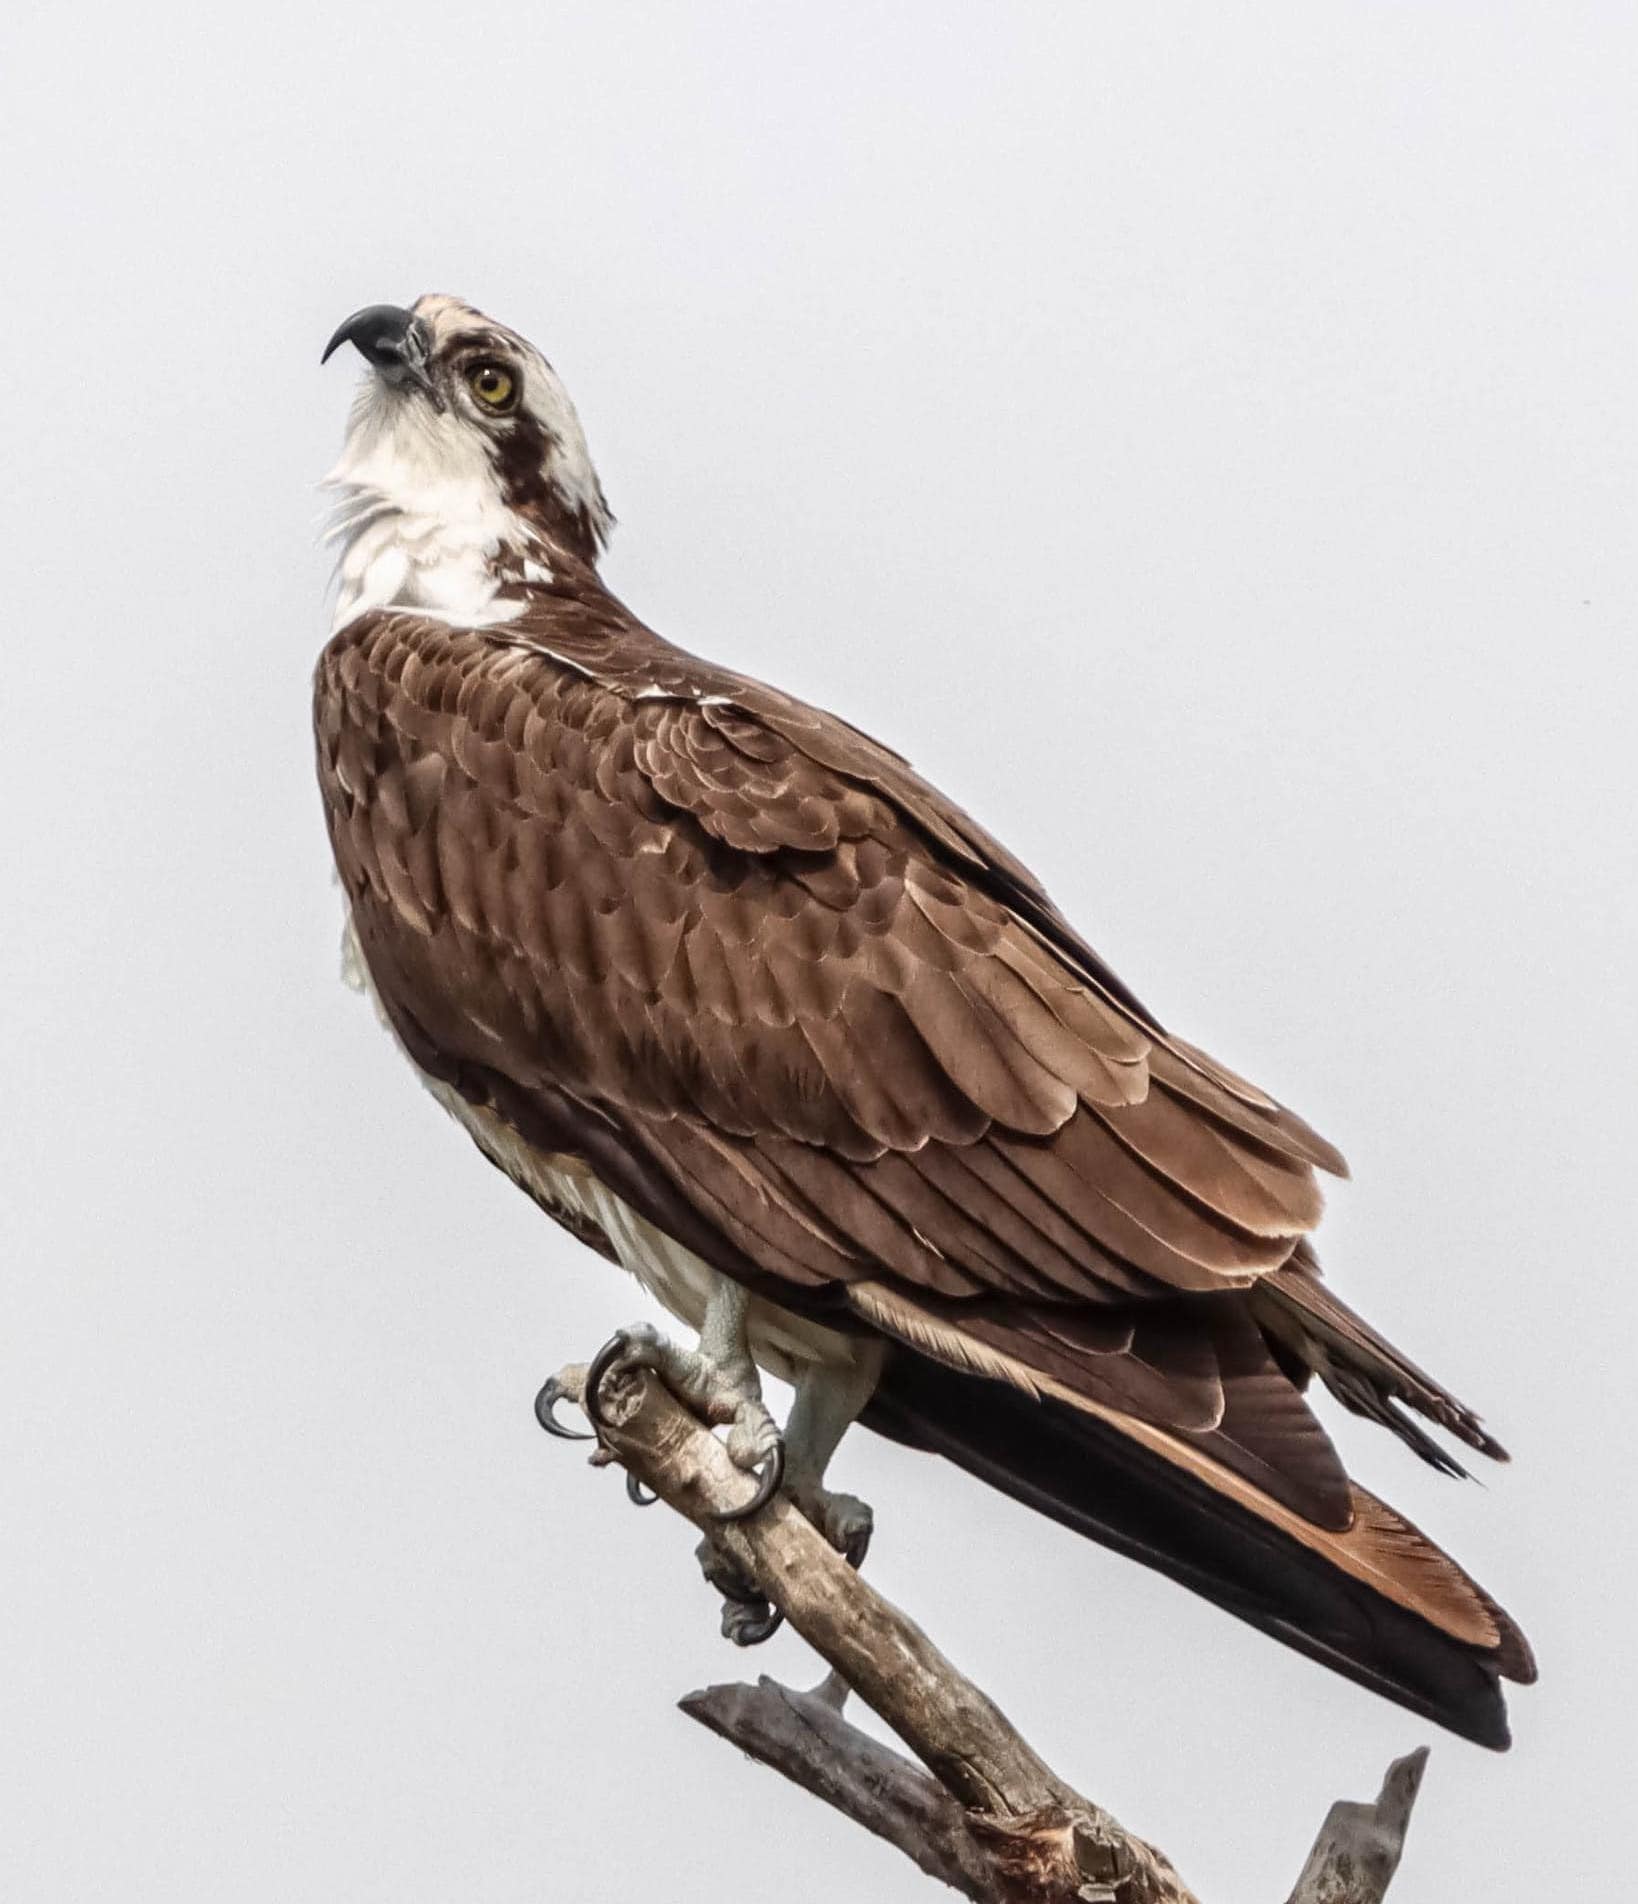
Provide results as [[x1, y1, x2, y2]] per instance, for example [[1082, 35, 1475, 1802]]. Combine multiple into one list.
[[339, 911, 863, 1388], [434, 1075, 865, 1386], [438, 1073, 868, 1386]]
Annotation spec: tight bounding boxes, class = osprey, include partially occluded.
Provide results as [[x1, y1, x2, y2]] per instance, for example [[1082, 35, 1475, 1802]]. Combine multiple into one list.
[[315, 295, 1534, 1746]]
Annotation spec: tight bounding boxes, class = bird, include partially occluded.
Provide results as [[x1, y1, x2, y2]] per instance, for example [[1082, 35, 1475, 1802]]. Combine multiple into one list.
[[314, 294, 1534, 1747]]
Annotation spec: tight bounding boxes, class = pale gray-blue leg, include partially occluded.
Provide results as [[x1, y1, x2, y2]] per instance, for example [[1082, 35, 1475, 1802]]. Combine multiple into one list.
[[695, 1333, 884, 1646], [585, 1278, 780, 1477], [782, 1347, 884, 1567]]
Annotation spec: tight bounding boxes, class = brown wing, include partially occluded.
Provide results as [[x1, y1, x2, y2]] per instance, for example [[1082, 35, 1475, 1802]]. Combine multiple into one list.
[[314, 594, 1504, 1567]]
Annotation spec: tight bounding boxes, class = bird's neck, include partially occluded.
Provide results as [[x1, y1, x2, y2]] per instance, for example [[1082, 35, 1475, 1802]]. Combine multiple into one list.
[[323, 384, 612, 630], [324, 476, 561, 634]]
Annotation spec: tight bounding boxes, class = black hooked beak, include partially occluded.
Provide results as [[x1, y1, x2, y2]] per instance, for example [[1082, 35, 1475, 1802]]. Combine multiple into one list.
[[321, 304, 436, 397]]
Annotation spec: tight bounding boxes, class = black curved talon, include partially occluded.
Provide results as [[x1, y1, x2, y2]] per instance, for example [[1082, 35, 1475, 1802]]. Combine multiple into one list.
[[582, 1332, 630, 1432], [626, 1471, 657, 1507], [742, 1613, 782, 1644], [534, 1377, 593, 1441], [712, 1437, 786, 1524], [719, 1582, 784, 1646]]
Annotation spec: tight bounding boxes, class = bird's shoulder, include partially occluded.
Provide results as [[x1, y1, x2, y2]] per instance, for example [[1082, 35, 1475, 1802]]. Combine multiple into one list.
[[316, 581, 1167, 1030], [314, 583, 1346, 1181]]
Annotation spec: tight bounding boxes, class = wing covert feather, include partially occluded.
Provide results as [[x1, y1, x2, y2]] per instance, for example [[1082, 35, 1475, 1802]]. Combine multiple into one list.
[[317, 606, 1337, 1289]]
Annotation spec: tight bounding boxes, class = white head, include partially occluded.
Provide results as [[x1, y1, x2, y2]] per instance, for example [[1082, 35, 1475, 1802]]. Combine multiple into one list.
[[322, 294, 612, 630]]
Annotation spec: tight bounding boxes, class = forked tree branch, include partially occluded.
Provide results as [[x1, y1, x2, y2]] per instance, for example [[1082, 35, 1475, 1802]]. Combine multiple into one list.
[[552, 1360, 1427, 1904]]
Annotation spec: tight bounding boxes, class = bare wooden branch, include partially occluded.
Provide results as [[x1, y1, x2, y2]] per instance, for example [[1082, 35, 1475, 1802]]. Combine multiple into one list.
[[1284, 1749, 1428, 1904], [553, 1359, 1429, 1903], [680, 1676, 1006, 1901]]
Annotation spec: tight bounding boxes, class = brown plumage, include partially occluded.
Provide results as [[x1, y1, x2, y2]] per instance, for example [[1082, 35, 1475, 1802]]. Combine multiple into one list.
[[316, 295, 1533, 1749]]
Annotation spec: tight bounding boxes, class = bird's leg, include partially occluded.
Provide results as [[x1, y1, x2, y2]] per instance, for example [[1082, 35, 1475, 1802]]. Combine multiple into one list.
[[556, 1287, 882, 1648], [578, 1281, 791, 1646], [606, 1274, 786, 1647], [584, 1279, 784, 1516], [782, 1350, 883, 1568], [536, 1280, 787, 1640], [695, 1349, 883, 1647]]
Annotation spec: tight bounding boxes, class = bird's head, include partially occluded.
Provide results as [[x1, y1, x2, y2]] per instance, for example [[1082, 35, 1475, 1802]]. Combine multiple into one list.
[[322, 294, 611, 574]]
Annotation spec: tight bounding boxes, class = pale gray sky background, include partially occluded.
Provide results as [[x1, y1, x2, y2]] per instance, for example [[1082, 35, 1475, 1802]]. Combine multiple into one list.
[[2, 4, 1633, 1899]]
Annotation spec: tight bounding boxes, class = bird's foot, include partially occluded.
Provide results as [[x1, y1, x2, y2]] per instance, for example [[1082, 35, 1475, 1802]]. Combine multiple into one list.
[[689, 1487, 871, 1647], [791, 1483, 874, 1569], [582, 1322, 785, 1523], [695, 1535, 783, 1646], [536, 1316, 797, 1641]]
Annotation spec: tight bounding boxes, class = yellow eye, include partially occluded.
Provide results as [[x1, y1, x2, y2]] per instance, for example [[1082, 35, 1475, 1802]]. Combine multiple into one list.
[[467, 362, 518, 412]]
